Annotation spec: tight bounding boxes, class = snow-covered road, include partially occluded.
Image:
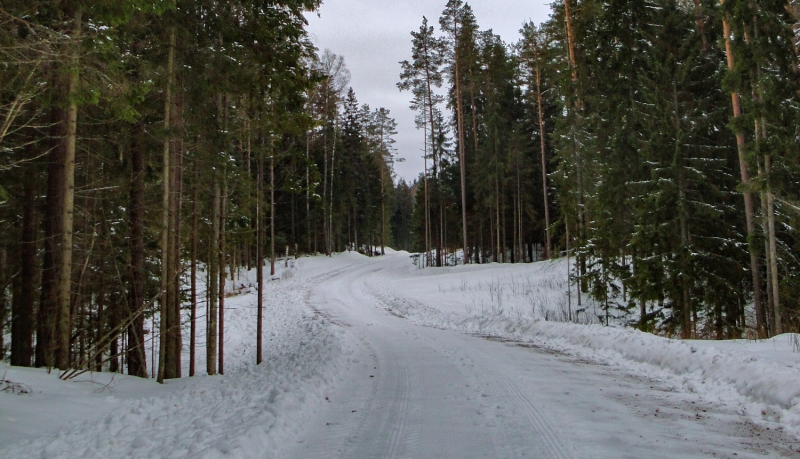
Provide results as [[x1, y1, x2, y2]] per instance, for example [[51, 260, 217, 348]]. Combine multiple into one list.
[[288, 252, 800, 459], [3, 251, 800, 458]]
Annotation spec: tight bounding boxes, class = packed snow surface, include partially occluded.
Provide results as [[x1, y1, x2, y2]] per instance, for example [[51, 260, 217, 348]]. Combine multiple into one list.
[[3, 250, 800, 458], [1, 257, 350, 459]]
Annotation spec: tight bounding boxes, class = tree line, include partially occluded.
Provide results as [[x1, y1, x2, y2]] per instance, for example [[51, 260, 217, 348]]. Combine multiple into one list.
[[0, 1, 401, 378], [399, 0, 800, 338]]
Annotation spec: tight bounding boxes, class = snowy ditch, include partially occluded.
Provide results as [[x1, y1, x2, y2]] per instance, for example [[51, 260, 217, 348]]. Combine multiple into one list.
[[371, 257, 800, 439], [0, 258, 350, 459]]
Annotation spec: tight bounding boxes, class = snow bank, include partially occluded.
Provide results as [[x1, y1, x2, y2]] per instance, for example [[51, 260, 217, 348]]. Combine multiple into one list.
[[0, 256, 349, 459], [371, 260, 800, 438]]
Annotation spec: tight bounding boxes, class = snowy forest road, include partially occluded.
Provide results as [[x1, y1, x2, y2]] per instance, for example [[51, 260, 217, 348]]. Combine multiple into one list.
[[286, 253, 800, 459]]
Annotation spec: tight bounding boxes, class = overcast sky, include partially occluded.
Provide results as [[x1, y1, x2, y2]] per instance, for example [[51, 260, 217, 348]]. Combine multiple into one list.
[[305, 0, 552, 182]]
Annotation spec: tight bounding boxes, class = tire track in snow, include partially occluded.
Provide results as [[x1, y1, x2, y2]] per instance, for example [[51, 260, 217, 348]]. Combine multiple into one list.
[[290, 261, 414, 459], [366, 269, 573, 459], [303, 265, 354, 327], [354, 273, 414, 459], [384, 352, 411, 458], [491, 369, 573, 459]]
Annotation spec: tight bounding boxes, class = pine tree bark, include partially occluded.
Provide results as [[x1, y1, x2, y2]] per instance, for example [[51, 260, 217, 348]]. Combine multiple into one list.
[[158, 21, 176, 383], [564, 0, 578, 83], [11, 163, 36, 366], [422, 35, 439, 266], [0, 246, 4, 357], [451, 9, 469, 264], [329, 120, 337, 255], [679, 169, 692, 339], [535, 64, 551, 260], [95, 257, 105, 372], [721, 13, 766, 337], [257, 133, 264, 365], [207, 182, 220, 376], [0, 247, 5, 359], [270, 136, 276, 275], [380, 148, 386, 256], [674, 82, 693, 339], [167, 91, 183, 379], [109, 301, 119, 372], [190, 162, 198, 377], [564, 0, 586, 286], [306, 131, 312, 254], [423, 121, 431, 266], [127, 121, 147, 378], [766, 152, 781, 334], [323, 111, 329, 255], [219, 183, 226, 375], [56, 6, 83, 370]]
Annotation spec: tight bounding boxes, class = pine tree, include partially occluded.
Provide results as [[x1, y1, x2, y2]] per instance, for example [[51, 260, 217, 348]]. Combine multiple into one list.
[[399, 16, 446, 265]]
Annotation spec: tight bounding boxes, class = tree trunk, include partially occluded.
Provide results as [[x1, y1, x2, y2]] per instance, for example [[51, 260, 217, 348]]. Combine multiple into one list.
[[566, 215, 572, 319], [207, 182, 220, 376], [381, 162, 386, 256], [495, 173, 501, 263], [766, 153, 781, 334], [219, 182, 226, 375], [270, 136, 276, 275], [535, 64, 551, 259], [0, 247, 5, 359], [167, 96, 183, 379], [306, 131, 312, 254], [257, 133, 264, 365], [323, 110, 329, 256], [329, 120, 337, 255], [422, 38, 439, 266], [56, 6, 83, 370], [679, 169, 692, 339], [95, 258, 105, 372], [452, 10, 469, 265], [11, 163, 36, 367], [190, 162, 198, 377], [721, 14, 766, 337], [127, 121, 147, 378], [423, 119, 430, 267], [564, 0, 586, 290], [157, 22, 176, 383], [108, 298, 119, 372], [564, 0, 578, 83]]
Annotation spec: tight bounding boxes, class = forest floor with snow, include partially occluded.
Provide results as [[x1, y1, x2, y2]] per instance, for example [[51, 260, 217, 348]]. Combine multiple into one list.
[[2, 250, 800, 458], [0, 257, 351, 459]]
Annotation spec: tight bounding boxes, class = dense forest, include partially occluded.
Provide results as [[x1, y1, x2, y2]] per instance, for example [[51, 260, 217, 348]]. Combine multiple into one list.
[[1, 0, 799, 380], [0, 0, 402, 379], [399, 0, 800, 340]]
